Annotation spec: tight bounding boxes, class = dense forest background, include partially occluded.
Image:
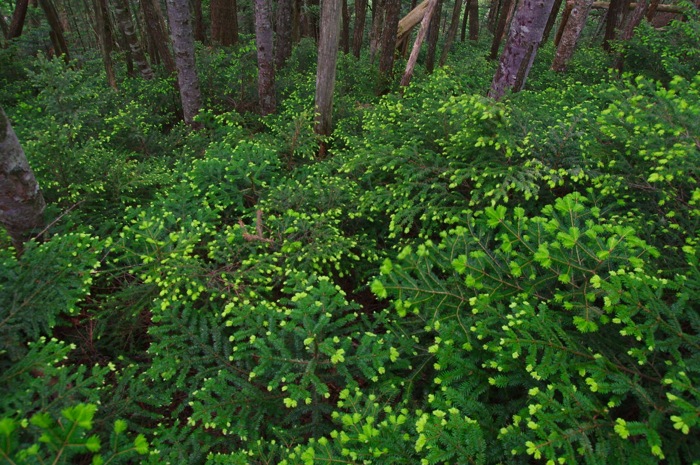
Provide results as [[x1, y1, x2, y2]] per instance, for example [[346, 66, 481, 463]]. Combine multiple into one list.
[[1, 0, 699, 462]]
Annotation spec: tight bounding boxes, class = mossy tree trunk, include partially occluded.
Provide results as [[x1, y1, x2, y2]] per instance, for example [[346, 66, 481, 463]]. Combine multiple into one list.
[[0, 107, 45, 252]]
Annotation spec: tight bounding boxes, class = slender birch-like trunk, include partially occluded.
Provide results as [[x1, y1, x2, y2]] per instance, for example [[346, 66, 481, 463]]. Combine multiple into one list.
[[401, 0, 437, 88], [112, 0, 153, 79]]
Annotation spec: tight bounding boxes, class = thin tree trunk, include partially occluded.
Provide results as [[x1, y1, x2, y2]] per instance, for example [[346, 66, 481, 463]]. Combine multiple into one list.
[[141, 0, 176, 72], [377, 0, 400, 90], [352, 0, 367, 57], [645, 0, 658, 20], [94, 0, 117, 88], [8, 0, 29, 39], [38, 0, 70, 58], [370, 0, 385, 61], [551, 0, 593, 71], [468, 0, 478, 39], [542, 0, 563, 42], [425, 0, 442, 72], [614, 0, 647, 69], [341, 0, 350, 53], [461, 0, 469, 41], [553, 0, 572, 45], [401, 0, 437, 88], [211, 0, 238, 45], [166, 0, 203, 125], [254, 0, 275, 115], [602, 0, 624, 50], [293, 0, 301, 42], [1, 12, 8, 41], [192, 0, 206, 42], [489, 0, 556, 100], [438, 0, 463, 66], [489, 0, 513, 58], [315, 0, 342, 138], [486, 0, 500, 32], [112, 0, 154, 79], [0, 107, 45, 253], [276, 0, 293, 67]]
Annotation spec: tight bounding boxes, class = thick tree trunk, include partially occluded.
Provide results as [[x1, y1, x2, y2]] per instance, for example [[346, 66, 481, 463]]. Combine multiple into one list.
[[542, 0, 563, 42], [468, 0, 479, 39], [0, 107, 45, 253], [424, 0, 442, 72], [489, 0, 556, 100], [400, 0, 437, 88], [94, 0, 117, 88], [254, 0, 276, 115], [377, 0, 400, 90], [276, 0, 293, 67], [551, 0, 593, 71], [370, 0, 385, 61], [166, 0, 203, 125], [141, 0, 176, 73], [211, 0, 238, 45], [438, 0, 463, 66], [315, 0, 342, 137], [8, 0, 29, 39], [489, 0, 514, 59], [112, 0, 154, 79], [352, 0, 367, 57]]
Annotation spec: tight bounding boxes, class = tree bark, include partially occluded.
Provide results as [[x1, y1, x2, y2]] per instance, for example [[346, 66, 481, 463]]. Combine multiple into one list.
[[166, 0, 203, 125], [0, 107, 45, 253], [352, 0, 367, 57], [486, 0, 501, 32], [468, 0, 479, 40], [377, 0, 400, 90], [8, 0, 29, 39], [551, 0, 593, 71], [211, 0, 238, 45], [141, 0, 176, 73], [396, 0, 430, 45], [341, 0, 350, 53], [192, 0, 206, 42], [369, 0, 385, 61], [401, 0, 437, 88], [489, 0, 556, 100], [276, 0, 293, 67], [553, 0, 572, 45], [461, 0, 469, 41], [424, 0, 442, 72], [541, 0, 563, 42], [315, 0, 342, 137], [619, 0, 646, 39], [38, 0, 70, 59], [94, 0, 117, 88], [438, 0, 463, 66], [489, 0, 514, 59], [602, 0, 624, 50], [254, 0, 276, 115], [112, 0, 154, 79]]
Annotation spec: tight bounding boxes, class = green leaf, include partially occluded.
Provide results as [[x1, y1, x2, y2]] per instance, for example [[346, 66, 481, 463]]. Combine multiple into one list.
[[85, 434, 101, 452], [134, 434, 149, 454], [371, 279, 388, 299], [113, 419, 127, 434], [62, 404, 97, 430]]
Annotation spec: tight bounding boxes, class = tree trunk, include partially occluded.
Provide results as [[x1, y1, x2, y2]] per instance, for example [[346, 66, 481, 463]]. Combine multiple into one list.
[[341, 0, 350, 53], [551, 0, 593, 71], [542, 0, 563, 42], [94, 0, 117, 88], [438, 0, 463, 66], [602, 0, 624, 50], [461, 0, 469, 41], [0, 107, 45, 253], [293, 0, 301, 42], [211, 0, 238, 45], [396, 0, 431, 45], [489, 0, 556, 100], [8, 0, 29, 39], [352, 0, 367, 57], [315, 0, 342, 137], [254, 0, 276, 115], [276, 0, 293, 67], [377, 0, 400, 90], [468, 0, 478, 39], [192, 0, 206, 42], [38, 0, 70, 59], [401, 0, 437, 88], [619, 0, 646, 39], [424, 0, 442, 72], [370, 0, 385, 61], [302, 0, 320, 39], [489, 0, 513, 59], [486, 0, 500, 32], [166, 0, 203, 125], [141, 0, 176, 73], [112, 0, 154, 79], [553, 0, 572, 45]]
